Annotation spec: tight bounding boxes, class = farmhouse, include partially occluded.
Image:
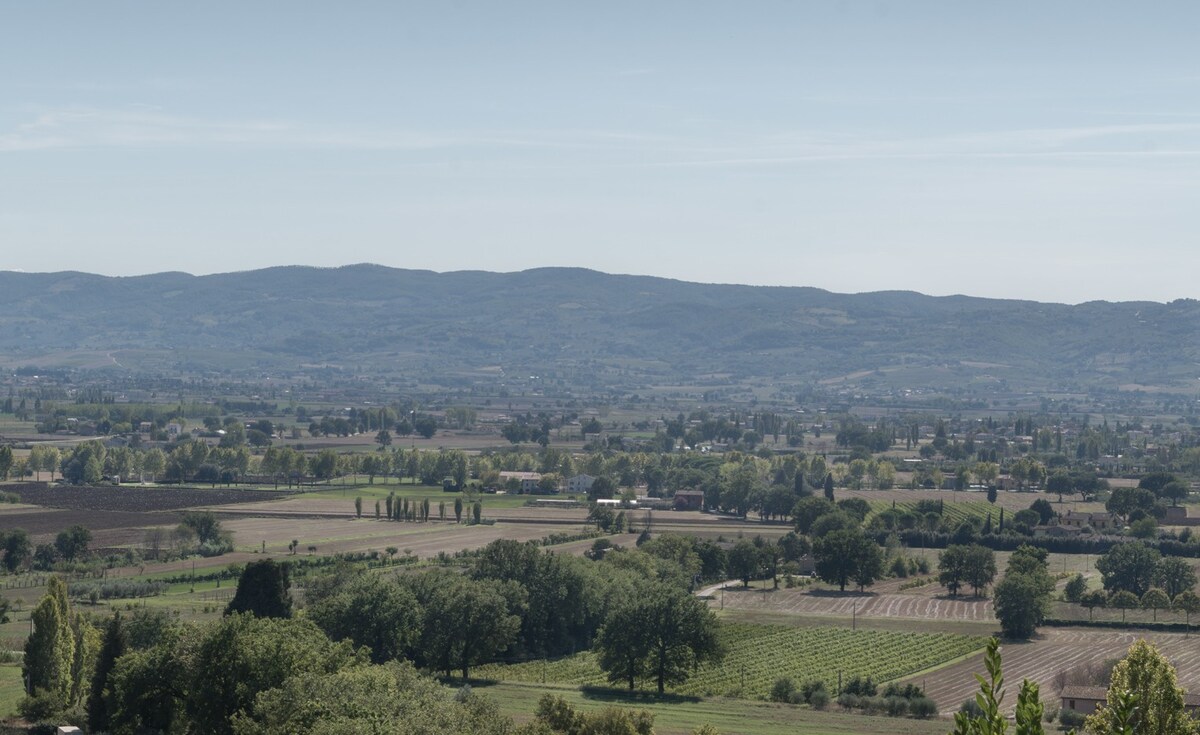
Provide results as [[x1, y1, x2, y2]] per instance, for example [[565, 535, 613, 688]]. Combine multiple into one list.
[[1060, 511, 1120, 532], [498, 471, 542, 493], [1060, 685, 1200, 717], [674, 489, 705, 511], [565, 474, 596, 494]]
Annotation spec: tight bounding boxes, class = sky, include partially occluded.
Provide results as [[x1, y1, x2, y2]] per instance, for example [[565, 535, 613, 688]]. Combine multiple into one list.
[[2, 1, 1199, 303]]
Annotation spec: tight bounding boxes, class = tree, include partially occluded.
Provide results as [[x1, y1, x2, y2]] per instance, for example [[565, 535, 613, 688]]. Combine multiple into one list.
[[1096, 542, 1160, 597], [454, 496, 464, 523], [823, 473, 835, 501], [413, 414, 438, 439], [1063, 573, 1087, 603], [1080, 589, 1107, 622], [0, 445, 12, 479], [54, 524, 92, 562], [1155, 557, 1197, 599], [183, 614, 359, 735], [1084, 640, 1195, 735], [228, 660, 514, 735], [1158, 480, 1190, 507], [1141, 588, 1171, 622], [938, 545, 969, 597], [727, 539, 760, 587], [21, 576, 96, 719], [1045, 471, 1073, 502], [226, 559, 292, 619], [791, 496, 834, 534], [1, 528, 31, 573], [308, 574, 422, 664], [375, 429, 392, 448], [354, 496, 362, 518], [813, 529, 883, 592], [87, 611, 127, 733], [23, 577, 75, 710], [418, 577, 521, 679], [595, 582, 723, 694], [1173, 589, 1200, 632], [963, 544, 998, 597], [1108, 590, 1139, 623], [1029, 498, 1055, 525], [311, 449, 339, 481], [991, 545, 1054, 639]]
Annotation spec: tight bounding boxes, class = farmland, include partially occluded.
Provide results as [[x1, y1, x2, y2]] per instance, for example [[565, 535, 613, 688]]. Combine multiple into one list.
[[906, 627, 1200, 715], [475, 623, 987, 701], [483, 682, 950, 735]]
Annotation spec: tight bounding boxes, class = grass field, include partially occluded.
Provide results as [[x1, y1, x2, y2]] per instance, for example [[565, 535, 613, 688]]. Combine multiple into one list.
[[0, 664, 23, 719], [475, 623, 986, 701], [479, 681, 949, 735]]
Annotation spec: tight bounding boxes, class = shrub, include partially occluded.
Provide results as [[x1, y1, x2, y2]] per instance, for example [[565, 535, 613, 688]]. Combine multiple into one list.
[[769, 678, 799, 704], [842, 675, 877, 696], [808, 687, 830, 710], [837, 693, 861, 710], [1059, 708, 1086, 727], [959, 698, 984, 718], [884, 695, 909, 716], [909, 696, 938, 718]]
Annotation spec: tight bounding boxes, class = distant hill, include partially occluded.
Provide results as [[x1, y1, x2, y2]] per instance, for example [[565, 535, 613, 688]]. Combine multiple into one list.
[[0, 265, 1196, 392]]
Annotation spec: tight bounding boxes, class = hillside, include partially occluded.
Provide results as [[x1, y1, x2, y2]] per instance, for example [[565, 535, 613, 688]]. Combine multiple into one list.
[[0, 265, 1196, 392]]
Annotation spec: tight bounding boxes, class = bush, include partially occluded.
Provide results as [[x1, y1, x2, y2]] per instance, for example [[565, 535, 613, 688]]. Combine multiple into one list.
[[842, 675, 877, 696], [1059, 708, 1086, 727], [837, 693, 861, 710], [808, 688, 830, 710], [884, 696, 909, 716], [769, 678, 799, 704], [909, 696, 938, 718], [959, 698, 984, 718]]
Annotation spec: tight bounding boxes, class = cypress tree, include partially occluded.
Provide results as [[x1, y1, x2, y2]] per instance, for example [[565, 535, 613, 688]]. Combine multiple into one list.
[[22, 577, 75, 711], [87, 612, 127, 732]]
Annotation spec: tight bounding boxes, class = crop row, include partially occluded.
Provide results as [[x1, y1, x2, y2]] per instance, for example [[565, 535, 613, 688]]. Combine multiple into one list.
[[475, 624, 986, 700]]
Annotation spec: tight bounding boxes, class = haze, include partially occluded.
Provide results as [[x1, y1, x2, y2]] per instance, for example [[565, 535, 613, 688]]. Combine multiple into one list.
[[2, 1, 1198, 303]]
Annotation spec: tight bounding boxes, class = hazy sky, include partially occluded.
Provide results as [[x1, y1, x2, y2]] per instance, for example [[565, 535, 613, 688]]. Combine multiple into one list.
[[2, 2, 1198, 303]]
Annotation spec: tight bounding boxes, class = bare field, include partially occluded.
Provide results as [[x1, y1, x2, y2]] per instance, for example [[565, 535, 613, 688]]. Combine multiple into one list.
[[711, 583, 996, 624], [223, 517, 594, 557], [906, 628, 1200, 714], [0, 507, 180, 545]]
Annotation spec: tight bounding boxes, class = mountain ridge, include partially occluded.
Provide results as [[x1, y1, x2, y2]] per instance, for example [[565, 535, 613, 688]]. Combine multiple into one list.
[[0, 265, 1195, 391]]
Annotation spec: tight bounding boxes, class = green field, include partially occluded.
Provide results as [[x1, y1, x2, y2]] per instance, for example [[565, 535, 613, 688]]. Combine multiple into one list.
[[0, 664, 23, 719], [480, 681, 949, 735], [475, 624, 986, 700], [866, 499, 998, 526]]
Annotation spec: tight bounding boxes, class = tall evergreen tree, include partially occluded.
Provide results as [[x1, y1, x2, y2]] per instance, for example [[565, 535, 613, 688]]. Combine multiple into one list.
[[226, 559, 292, 619], [88, 611, 127, 732]]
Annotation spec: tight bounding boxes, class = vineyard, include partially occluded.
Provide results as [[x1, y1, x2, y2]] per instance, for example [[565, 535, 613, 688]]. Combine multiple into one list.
[[864, 498, 999, 526], [475, 624, 986, 701]]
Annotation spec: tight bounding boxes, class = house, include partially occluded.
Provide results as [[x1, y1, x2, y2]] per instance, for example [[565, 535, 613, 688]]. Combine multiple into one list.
[[673, 489, 705, 511], [565, 474, 596, 494], [1061, 511, 1120, 532], [498, 471, 542, 493], [1060, 685, 1200, 717], [1059, 686, 1108, 716], [166, 422, 184, 438]]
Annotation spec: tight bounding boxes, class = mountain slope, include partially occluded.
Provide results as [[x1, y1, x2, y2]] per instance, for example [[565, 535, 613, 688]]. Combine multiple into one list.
[[0, 265, 1195, 390]]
